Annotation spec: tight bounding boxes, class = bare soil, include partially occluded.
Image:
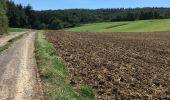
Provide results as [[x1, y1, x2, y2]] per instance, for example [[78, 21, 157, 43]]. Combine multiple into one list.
[[46, 31, 170, 100]]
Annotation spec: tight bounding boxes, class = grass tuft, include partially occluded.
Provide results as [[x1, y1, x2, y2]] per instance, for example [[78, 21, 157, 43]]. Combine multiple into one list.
[[0, 43, 10, 53], [80, 85, 95, 99]]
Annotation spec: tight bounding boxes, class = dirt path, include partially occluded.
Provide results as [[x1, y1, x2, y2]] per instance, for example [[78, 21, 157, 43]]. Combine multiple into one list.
[[0, 32, 41, 100], [0, 32, 26, 47]]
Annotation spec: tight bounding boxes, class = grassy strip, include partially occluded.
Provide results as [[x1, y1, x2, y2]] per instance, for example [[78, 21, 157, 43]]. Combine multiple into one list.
[[35, 31, 95, 100], [0, 34, 24, 54], [8, 28, 30, 32], [0, 43, 10, 53]]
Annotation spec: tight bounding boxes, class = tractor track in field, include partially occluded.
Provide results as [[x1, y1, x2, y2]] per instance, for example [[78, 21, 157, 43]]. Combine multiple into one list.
[[0, 32, 42, 100]]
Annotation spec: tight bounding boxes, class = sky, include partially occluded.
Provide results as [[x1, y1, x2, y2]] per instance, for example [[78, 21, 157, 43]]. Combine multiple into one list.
[[13, 0, 170, 10]]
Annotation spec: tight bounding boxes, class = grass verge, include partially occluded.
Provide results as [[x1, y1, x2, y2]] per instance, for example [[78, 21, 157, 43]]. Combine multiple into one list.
[[35, 31, 95, 100], [8, 28, 30, 32], [0, 34, 24, 54]]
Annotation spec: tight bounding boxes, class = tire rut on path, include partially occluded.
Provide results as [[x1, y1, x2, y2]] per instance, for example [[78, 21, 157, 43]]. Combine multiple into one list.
[[0, 32, 26, 47], [0, 32, 41, 100]]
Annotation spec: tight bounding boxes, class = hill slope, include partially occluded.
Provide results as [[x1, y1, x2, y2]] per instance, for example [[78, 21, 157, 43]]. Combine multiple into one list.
[[66, 19, 170, 32]]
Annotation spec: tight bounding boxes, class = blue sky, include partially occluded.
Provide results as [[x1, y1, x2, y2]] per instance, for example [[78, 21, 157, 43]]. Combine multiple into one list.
[[13, 0, 170, 10]]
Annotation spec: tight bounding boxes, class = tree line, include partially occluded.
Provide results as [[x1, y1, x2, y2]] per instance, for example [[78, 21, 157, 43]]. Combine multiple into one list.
[[5, 0, 170, 30], [0, 0, 8, 34]]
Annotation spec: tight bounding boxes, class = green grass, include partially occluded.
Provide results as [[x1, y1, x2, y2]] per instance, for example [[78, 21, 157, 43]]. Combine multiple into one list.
[[8, 28, 30, 32], [66, 19, 170, 32], [0, 43, 10, 54], [35, 31, 95, 100]]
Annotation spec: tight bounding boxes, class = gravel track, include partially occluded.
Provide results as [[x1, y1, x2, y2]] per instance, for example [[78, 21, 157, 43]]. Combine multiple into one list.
[[0, 32, 41, 100]]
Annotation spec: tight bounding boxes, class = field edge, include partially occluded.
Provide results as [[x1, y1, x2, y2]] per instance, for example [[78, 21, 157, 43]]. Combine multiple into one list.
[[35, 31, 95, 100]]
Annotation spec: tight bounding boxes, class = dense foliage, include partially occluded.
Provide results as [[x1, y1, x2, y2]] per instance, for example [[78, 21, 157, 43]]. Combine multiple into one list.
[[7, 0, 170, 30], [0, 0, 8, 34]]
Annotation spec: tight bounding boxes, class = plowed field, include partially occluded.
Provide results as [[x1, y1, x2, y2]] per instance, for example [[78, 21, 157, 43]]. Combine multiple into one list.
[[46, 31, 170, 100]]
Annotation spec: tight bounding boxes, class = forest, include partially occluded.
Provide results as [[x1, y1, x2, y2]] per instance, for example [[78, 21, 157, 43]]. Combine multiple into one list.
[[0, 0, 8, 34], [4, 0, 170, 30]]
